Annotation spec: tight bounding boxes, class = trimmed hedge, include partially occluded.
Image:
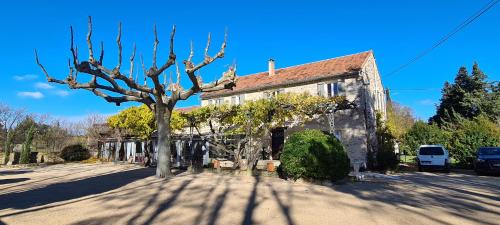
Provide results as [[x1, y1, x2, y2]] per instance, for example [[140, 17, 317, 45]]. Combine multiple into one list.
[[280, 129, 350, 181], [60, 144, 90, 162]]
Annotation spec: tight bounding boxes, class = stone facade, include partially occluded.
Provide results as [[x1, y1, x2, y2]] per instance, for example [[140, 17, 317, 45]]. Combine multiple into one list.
[[200, 51, 385, 165]]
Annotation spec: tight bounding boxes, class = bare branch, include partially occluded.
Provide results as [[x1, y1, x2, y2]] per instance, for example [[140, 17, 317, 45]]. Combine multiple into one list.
[[129, 43, 136, 79], [204, 32, 211, 60], [187, 41, 194, 63], [140, 54, 147, 77], [199, 66, 237, 92], [178, 31, 233, 101], [170, 25, 175, 57], [184, 30, 227, 75], [139, 54, 148, 85], [115, 22, 122, 71], [70, 26, 78, 67], [152, 24, 159, 69], [89, 88, 143, 106], [178, 66, 236, 100], [86, 16, 94, 61], [153, 25, 176, 77], [175, 61, 181, 85], [67, 58, 74, 79], [35, 49, 66, 84], [99, 41, 104, 65]]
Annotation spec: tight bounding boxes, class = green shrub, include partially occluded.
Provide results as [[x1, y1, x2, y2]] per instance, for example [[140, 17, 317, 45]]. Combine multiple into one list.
[[449, 116, 500, 167], [60, 144, 90, 162], [280, 129, 349, 181], [375, 113, 399, 171], [401, 121, 451, 155]]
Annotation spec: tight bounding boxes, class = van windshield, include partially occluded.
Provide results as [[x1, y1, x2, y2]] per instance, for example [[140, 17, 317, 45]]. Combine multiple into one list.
[[419, 147, 444, 155]]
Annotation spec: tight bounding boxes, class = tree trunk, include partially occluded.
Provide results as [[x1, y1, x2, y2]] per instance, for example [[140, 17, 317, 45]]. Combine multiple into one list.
[[3, 132, 12, 165], [156, 106, 173, 178]]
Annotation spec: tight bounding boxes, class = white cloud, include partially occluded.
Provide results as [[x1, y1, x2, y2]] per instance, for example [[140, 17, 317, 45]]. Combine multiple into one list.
[[54, 90, 70, 97], [14, 74, 38, 81], [17, 91, 44, 99], [418, 99, 436, 106], [35, 82, 54, 89]]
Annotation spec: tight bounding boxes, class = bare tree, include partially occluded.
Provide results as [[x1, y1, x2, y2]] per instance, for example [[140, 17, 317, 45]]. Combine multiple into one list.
[[35, 17, 236, 178], [0, 103, 25, 164], [80, 113, 108, 153]]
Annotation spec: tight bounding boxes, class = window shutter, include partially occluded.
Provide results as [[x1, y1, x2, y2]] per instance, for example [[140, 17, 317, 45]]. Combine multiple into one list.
[[317, 83, 325, 96], [338, 81, 345, 95], [239, 94, 245, 104], [231, 96, 237, 105]]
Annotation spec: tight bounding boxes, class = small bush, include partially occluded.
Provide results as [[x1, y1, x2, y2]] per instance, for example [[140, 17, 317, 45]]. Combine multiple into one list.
[[449, 116, 500, 167], [280, 129, 349, 181], [375, 113, 399, 171], [60, 144, 90, 162]]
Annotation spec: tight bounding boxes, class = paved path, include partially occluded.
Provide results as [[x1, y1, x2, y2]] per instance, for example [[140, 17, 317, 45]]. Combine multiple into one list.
[[0, 163, 499, 225]]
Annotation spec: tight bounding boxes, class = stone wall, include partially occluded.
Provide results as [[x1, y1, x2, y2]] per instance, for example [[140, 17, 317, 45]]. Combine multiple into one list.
[[197, 54, 386, 166]]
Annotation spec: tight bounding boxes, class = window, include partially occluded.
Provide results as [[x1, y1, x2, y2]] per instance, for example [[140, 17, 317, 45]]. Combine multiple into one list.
[[419, 147, 444, 155], [326, 81, 344, 97], [265, 89, 285, 99], [231, 96, 239, 105], [215, 98, 224, 105], [230, 95, 245, 105], [208, 99, 213, 105]]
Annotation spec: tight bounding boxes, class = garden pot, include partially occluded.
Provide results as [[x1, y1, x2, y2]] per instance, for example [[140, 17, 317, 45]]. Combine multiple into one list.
[[267, 162, 275, 172]]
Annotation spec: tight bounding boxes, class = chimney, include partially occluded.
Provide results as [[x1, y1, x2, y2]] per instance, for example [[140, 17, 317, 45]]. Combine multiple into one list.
[[268, 58, 275, 76]]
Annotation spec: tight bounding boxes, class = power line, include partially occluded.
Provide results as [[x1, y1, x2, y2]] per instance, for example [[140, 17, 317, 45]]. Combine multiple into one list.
[[390, 88, 442, 92], [385, 0, 500, 78]]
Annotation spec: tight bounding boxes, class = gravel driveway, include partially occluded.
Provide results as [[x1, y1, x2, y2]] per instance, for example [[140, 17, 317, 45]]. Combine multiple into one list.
[[0, 163, 499, 225]]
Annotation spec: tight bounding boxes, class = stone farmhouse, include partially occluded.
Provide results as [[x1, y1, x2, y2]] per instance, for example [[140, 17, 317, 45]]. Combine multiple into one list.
[[200, 50, 386, 165], [96, 50, 386, 167]]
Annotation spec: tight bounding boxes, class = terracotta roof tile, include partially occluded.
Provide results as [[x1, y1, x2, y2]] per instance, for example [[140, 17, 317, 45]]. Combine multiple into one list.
[[174, 106, 200, 113], [201, 50, 372, 99]]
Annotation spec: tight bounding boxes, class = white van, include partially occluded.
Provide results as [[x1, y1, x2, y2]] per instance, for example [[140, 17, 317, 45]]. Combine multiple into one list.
[[417, 145, 450, 172]]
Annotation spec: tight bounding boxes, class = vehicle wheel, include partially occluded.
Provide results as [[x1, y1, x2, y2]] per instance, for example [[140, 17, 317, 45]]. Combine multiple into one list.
[[418, 163, 423, 172], [475, 170, 483, 176]]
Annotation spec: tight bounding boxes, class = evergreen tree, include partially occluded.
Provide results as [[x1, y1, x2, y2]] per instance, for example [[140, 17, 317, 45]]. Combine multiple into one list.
[[19, 124, 36, 164], [430, 63, 494, 125]]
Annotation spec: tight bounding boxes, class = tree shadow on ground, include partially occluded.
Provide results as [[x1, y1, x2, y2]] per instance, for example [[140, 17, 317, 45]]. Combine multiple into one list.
[[206, 180, 230, 225], [0, 170, 33, 175], [0, 167, 155, 210], [242, 176, 260, 225], [128, 177, 194, 225], [331, 173, 500, 225], [0, 178, 29, 185], [269, 183, 295, 225]]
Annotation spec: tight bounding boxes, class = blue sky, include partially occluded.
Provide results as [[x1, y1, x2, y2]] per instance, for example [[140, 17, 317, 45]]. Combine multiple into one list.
[[0, 0, 499, 121]]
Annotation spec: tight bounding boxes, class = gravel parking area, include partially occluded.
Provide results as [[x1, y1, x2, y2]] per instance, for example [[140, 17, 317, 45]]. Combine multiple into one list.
[[1, 163, 499, 225]]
